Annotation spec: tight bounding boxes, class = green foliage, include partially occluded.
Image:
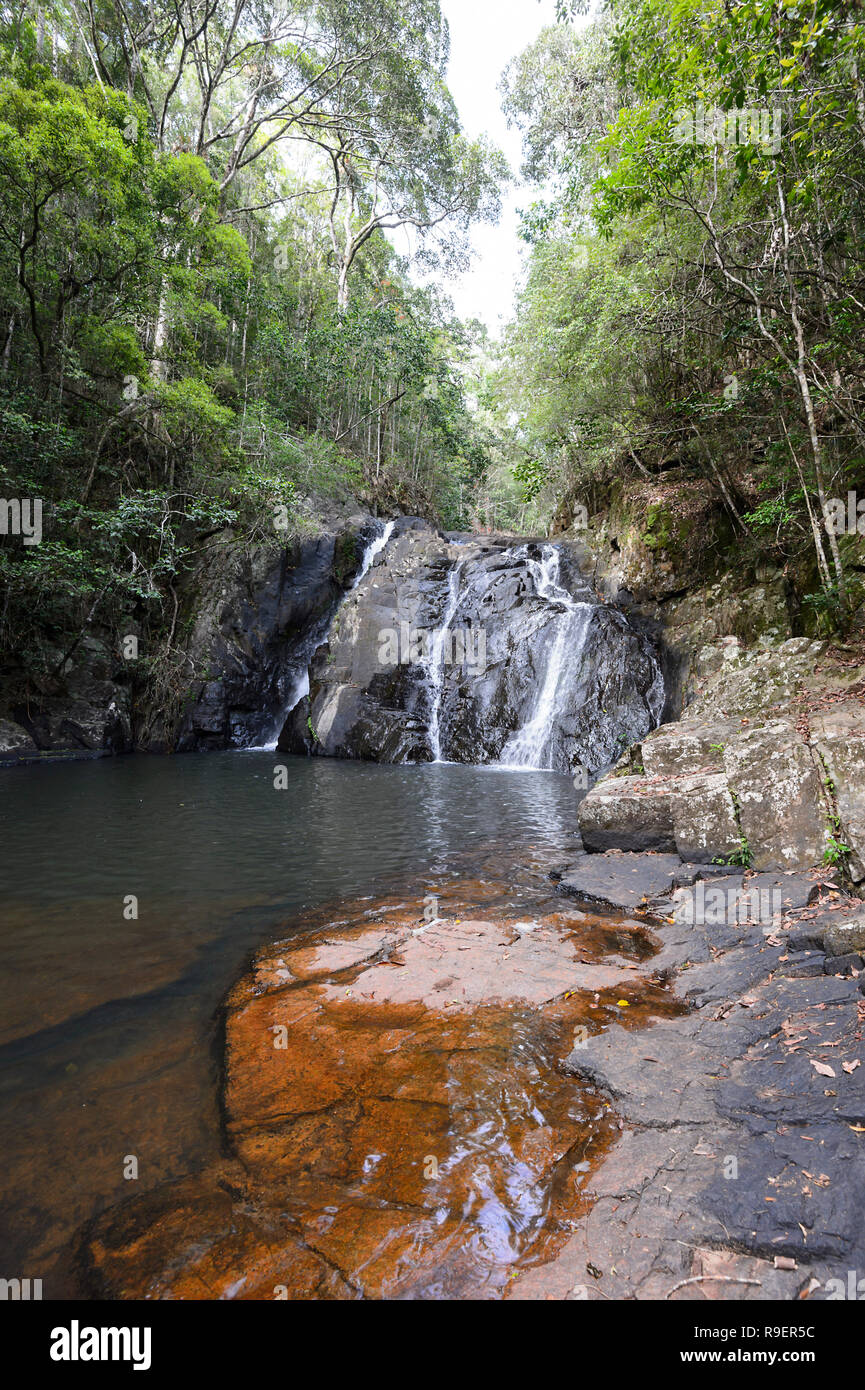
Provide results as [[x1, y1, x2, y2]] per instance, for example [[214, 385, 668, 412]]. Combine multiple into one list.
[[0, 1, 501, 703], [715, 836, 753, 870], [490, 0, 865, 631], [823, 834, 851, 868]]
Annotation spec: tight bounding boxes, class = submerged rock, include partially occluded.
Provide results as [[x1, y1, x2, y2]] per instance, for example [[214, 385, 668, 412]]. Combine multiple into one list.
[[77, 892, 676, 1300]]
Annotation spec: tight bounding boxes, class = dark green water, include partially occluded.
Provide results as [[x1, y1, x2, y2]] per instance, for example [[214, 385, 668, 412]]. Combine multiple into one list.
[[0, 752, 582, 1295]]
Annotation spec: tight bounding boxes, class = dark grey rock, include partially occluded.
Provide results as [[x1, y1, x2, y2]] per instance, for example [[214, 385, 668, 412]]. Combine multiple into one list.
[[173, 517, 382, 752], [282, 532, 664, 768], [525, 918, 865, 1301], [823, 951, 863, 976], [556, 852, 731, 913], [787, 925, 828, 951], [779, 952, 825, 978]]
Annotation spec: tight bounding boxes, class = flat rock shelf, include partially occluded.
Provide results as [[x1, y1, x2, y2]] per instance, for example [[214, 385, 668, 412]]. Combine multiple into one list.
[[76, 879, 679, 1300]]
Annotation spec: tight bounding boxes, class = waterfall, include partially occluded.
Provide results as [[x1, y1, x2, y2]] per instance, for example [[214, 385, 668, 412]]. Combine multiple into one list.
[[426, 559, 465, 763], [257, 519, 395, 750], [351, 518, 395, 589], [276, 520, 665, 769], [499, 544, 594, 771]]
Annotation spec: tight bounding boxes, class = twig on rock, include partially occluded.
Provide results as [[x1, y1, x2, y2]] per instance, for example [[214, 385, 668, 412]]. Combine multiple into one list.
[[664, 1274, 762, 1299]]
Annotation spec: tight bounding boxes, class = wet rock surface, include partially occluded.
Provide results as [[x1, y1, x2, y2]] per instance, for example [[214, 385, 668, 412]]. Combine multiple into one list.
[[0, 504, 382, 759], [76, 870, 679, 1300], [171, 512, 381, 752], [509, 865, 865, 1301], [72, 846, 865, 1302], [280, 525, 663, 772]]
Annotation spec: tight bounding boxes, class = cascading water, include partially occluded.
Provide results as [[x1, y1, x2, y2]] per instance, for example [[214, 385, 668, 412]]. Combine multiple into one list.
[[499, 545, 594, 771], [280, 521, 665, 771], [426, 559, 465, 762], [258, 518, 395, 750], [351, 519, 395, 588]]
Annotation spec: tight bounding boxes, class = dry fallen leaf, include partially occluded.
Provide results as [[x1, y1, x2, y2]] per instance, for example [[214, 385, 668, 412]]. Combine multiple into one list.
[[810, 1060, 836, 1078], [842, 1059, 861, 1074]]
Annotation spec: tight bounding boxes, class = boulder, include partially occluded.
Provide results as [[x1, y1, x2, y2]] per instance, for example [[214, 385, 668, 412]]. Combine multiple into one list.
[[641, 719, 738, 778], [824, 952, 863, 976], [578, 777, 676, 853], [0, 718, 37, 758], [810, 706, 865, 882], [722, 720, 826, 870], [580, 769, 740, 865], [670, 772, 740, 864], [557, 853, 733, 912], [823, 915, 865, 958]]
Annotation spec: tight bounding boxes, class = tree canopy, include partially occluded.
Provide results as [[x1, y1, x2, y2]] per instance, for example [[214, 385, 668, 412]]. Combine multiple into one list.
[[0, 0, 505, 701]]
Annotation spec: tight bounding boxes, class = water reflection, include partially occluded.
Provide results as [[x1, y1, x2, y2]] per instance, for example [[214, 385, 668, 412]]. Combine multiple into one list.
[[0, 753, 583, 1293]]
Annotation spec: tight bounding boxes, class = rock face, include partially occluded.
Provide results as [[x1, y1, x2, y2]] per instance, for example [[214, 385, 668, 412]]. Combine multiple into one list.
[[0, 634, 134, 762], [555, 478, 795, 715], [671, 772, 740, 862], [75, 848, 865, 1303], [0, 508, 382, 760], [170, 514, 381, 752], [578, 638, 865, 876], [280, 524, 664, 773], [811, 706, 865, 881], [556, 854, 739, 913]]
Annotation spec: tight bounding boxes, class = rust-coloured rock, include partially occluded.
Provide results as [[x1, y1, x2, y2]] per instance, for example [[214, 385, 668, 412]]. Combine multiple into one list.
[[78, 891, 674, 1300]]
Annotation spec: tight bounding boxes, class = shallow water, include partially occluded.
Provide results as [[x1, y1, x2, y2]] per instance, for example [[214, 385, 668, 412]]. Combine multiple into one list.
[[0, 752, 590, 1294]]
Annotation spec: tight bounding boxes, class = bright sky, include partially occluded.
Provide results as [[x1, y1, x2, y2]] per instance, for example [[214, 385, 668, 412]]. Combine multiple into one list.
[[437, 0, 561, 334]]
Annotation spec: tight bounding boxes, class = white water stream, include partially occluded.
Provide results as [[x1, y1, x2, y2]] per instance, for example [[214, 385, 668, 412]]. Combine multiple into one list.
[[257, 518, 396, 750], [499, 544, 594, 771], [426, 559, 465, 762]]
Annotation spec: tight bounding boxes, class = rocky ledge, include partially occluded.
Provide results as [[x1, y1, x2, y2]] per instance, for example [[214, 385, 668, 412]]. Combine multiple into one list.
[[509, 857, 865, 1300], [74, 888, 678, 1300], [73, 848, 865, 1302], [578, 636, 865, 880]]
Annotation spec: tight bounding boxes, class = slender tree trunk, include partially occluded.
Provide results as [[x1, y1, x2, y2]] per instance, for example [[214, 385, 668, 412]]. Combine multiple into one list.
[[1, 313, 15, 375]]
